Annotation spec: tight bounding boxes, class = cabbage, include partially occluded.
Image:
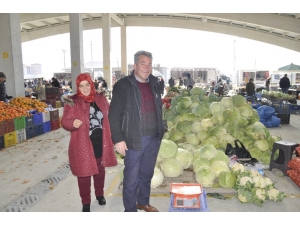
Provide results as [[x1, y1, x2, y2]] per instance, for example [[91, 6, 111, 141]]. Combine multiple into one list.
[[220, 97, 233, 109], [190, 95, 200, 103], [167, 120, 174, 128], [260, 151, 271, 165], [211, 111, 225, 124], [193, 158, 211, 172], [190, 87, 205, 96], [176, 148, 193, 169], [248, 147, 262, 160], [180, 113, 198, 122], [160, 158, 184, 177], [210, 102, 224, 116], [177, 143, 197, 152], [176, 120, 193, 133], [195, 167, 217, 187], [254, 139, 269, 152], [191, 121, 202, 133], [218, 171, 237, 188], [185, 133, 200, 146], [223, 107, 241, 124], [192, 104, 209, 118], [177, 96, 192, 109], [232, 94, 247, 107], [151, 167, 164, 188], [196, 129, 208, 142], [208, 94, 219, 103], [168, 128, 184, 142], [199, 144, 217, 160], [164, 109, 177, 121], [158, 139, 178, 159], [209, 161, 230, 177], [210, 150, 229, 165], [208, 125, 227, 137], [200, 118, 214, 131], [238, 104, 254, 118], [201, 136, 221, 149]]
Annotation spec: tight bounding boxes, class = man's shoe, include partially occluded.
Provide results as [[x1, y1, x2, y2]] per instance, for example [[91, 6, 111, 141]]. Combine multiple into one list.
[[136, 204, 159, 212], [82, 204, 90, 212], [96, 196, 106, 205]]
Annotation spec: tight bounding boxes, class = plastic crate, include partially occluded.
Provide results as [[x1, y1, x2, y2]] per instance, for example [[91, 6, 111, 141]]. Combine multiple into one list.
[[46, 93, 61, 100], [169, 189, 209, 212], [5, 119, 15, 134], [272, 102, 291, 114], [50, 109, 59, 121], [34, 124, 44, 136], [60, 101, 64, 107], [0, 136, 4, 150], [51, 119, 60, 131], [14, 116, 26, 131], [43, 121, 51, 133], [4, 131, 17, 148], [0, 121, 5, 136], [45, 87, 59, 94], [42, 110, 50, 122], [290, 105, 300, 114], [170, 183, 202, 208], [33, 112, 43, 125], [25, 115, 34, 127], [26, 125, 35, 139], [16, 129, 26, 144], [56, 101, 61, 108], [276, 113, 290, 124], [58, 107, 64, 117]]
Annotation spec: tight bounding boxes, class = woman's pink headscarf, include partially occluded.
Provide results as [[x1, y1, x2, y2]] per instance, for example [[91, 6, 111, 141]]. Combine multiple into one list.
[[76, 73, 96, 102]]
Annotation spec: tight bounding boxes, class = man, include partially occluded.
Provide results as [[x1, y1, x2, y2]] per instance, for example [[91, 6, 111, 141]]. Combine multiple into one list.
[[109, 50, 165, 212], [159, 77, 165, 96], [168, 77, 175, 88], [94, 79, 99, 90], [179, 77, 183, 86], [0, 72, 13, 101], [246, 78, 255, 97], [185, 73, 195, 90], [279, 74, 290, 94]]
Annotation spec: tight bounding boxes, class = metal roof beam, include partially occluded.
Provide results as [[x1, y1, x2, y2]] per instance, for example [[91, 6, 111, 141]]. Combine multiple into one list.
[[111, 13, 124, 26]]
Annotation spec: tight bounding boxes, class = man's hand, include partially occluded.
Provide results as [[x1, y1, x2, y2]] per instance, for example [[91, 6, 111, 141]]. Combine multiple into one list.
[[115, 141, 128, 156]]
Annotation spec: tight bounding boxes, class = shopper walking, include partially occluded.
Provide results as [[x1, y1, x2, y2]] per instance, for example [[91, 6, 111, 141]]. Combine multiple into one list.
[[279, 74, 290, 94], [168, 77, 175, 88], [108, 50, 166, 212], [61, 73, 117, 212]]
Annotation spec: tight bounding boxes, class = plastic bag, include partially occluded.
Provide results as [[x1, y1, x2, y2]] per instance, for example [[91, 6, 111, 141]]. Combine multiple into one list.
[[225, 140, 252, 159]]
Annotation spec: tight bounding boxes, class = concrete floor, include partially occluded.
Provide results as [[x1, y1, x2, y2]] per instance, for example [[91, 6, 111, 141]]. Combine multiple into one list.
[[0, 110, 300, 220]]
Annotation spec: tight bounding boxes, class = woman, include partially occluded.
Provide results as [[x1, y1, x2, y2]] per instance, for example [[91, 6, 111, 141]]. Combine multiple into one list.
[[61, 73, 117, 212]]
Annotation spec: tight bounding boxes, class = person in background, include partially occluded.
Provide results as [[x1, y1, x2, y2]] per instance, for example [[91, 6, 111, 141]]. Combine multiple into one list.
[[94, 79, 99, 90], [45, 80, 51, 87], [246, 78, 255, 97], [108, 50, 166, 212], [279, 74, 290, 94], [61, 73, 117, 212], [168, 77, 175, 88], [265, 77, 271, 91], [0, 72, 13, 101], [36, 81, 46, 100], [51, 77, 61, 88], [179, 77, 183, 86], [101, 80, 108, 90], [185, 73, 195, 90], [159, 77, 165, 96]]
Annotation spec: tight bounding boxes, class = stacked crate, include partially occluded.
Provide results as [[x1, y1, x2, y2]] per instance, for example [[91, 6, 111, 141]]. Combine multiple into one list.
[[14, 116, 26, 144], [272, 101, 291, 124], [42, 110, 51, 133], [33, 112, 44, 137], [1, 119, 17, 148], [50, 109, 60, 131], [43, 87, 63, 109], [58, 107, 64, 128]]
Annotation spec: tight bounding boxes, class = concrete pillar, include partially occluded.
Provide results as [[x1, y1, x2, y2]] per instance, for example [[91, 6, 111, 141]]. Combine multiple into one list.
[[121, 26, 128, 76], [102, 13, 112, 89], [69, 13, 84, 94], [0, 13, 24, 98]]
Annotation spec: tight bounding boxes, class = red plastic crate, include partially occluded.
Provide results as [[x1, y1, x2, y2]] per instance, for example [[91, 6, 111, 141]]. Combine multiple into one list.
[[5, 119, 15, 134], [46, 93, 61, 100], [51, 119, 60, 131], [50, 109, 59, 121], [0, 121, 5, 136]]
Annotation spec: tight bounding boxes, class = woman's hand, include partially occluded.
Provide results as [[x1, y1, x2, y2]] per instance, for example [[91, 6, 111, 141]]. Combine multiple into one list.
[[73, 119, 82, 129]]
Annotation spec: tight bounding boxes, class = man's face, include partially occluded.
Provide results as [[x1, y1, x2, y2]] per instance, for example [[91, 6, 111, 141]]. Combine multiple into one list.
[[134, 55, 152, 83]]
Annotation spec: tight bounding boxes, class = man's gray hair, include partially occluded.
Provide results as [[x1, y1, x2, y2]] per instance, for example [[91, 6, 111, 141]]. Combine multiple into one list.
[[134, 51, 153, 64]]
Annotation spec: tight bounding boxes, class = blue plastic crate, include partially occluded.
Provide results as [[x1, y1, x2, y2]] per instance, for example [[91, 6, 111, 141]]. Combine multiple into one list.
[[43, 121, 51, 133], [34, 124, 44, 136], [33, 112, 43, 125], [271, 102, 291, 114], [168, 189, 209, 212], [26, 125, 35, 139], [290, 105, 300, 114], [25, 115, 34, 127]]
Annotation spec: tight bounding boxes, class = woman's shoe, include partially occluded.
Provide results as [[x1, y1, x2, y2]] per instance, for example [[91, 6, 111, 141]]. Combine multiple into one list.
[[82, 204, 90, 212], [96, 196, 106, 205]]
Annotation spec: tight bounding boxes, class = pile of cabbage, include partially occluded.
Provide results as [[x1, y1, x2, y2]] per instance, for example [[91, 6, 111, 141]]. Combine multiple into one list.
[[232, 163, 286, 206], [163, 87, 281, 166]]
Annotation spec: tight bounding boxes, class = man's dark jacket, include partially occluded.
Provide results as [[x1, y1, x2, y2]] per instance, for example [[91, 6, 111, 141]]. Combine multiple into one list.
[[279, 77, 290, 89], [108, 73, 165, 150]]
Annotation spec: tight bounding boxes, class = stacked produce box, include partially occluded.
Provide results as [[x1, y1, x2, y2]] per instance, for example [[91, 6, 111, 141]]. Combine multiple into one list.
[[0, 95, 64, 150], [43, 87, 64, 109]]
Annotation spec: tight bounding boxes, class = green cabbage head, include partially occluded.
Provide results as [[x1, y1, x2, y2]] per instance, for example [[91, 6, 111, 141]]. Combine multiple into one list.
[[218, 171, 237, 188], [195, 167, 217, 187], [158, 139, 178, 159], [151, 167, 164, 188], [199, 144, 217, 160], [175, 148, 193, 169], [160, 158, 184, 177]]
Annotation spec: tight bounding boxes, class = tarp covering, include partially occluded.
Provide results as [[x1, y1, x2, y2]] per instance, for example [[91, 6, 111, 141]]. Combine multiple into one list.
[[278, 63, 300, 71]]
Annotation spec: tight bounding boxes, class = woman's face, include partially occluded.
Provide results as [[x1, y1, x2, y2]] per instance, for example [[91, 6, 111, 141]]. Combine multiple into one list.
[[79, 80, 91, 96]]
